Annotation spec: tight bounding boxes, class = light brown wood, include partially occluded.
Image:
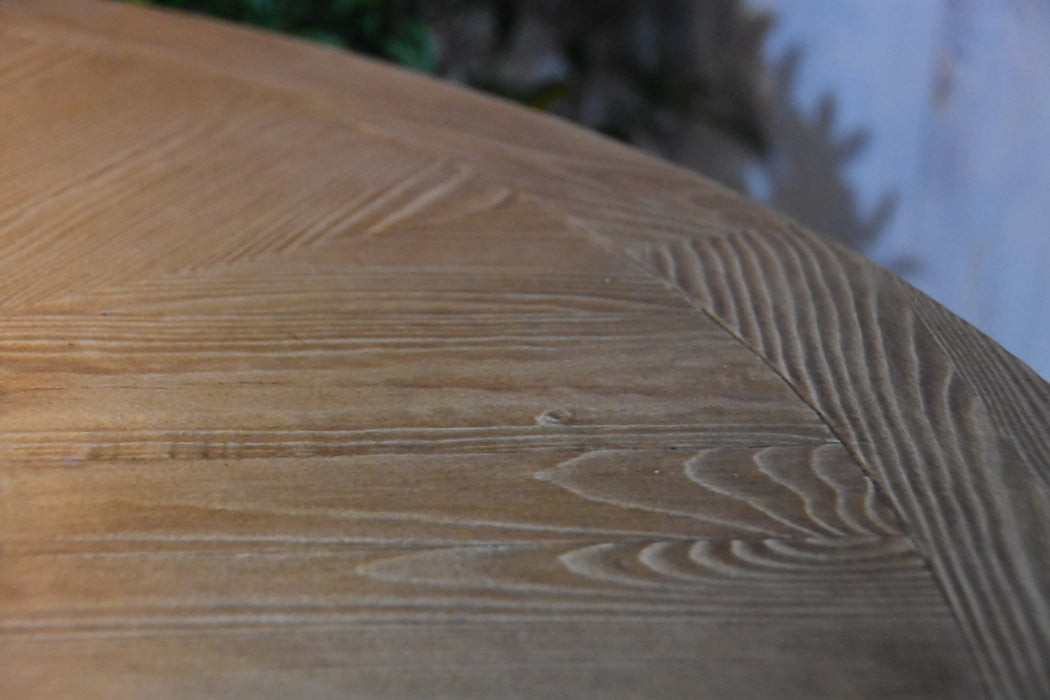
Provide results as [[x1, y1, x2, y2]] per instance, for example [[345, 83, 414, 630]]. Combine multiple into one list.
[[0, 1, 1047, 698]]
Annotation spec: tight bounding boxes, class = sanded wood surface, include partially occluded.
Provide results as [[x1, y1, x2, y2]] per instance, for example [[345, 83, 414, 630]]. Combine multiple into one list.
[[0, 1, 1047, 698]]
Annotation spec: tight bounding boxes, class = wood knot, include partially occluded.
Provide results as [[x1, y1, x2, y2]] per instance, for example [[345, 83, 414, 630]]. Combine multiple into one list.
[[536, 408, 572, 426]]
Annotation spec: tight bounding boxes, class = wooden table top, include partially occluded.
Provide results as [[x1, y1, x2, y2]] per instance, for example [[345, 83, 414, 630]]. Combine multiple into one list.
[[1, 2, 1048, 698]]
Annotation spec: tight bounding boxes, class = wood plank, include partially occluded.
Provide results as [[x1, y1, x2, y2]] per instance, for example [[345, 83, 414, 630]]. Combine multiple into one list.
[[2, 446, 896, 548], [0, 616, 978, 700]]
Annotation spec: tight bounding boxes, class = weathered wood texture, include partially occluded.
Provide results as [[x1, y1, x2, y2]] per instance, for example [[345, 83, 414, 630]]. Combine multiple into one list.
[[0, 1, 1046, 698]]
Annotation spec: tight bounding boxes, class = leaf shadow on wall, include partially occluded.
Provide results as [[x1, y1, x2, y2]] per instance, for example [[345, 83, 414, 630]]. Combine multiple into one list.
[[760, 46, 918, 275], [670, 17, 920, 277]]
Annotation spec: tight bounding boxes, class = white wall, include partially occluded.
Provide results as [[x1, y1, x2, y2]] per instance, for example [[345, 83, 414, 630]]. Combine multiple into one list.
[[743, 0, 1050, 379]]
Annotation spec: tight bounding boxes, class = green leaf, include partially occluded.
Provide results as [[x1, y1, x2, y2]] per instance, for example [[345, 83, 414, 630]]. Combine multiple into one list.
[[296, 28, 348, 48], [383, 21, 436, 72]]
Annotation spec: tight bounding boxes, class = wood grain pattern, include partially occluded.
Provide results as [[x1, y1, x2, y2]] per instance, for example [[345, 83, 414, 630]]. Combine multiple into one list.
[[612, 223, 1050, 699], [0, 1, 1046, 697]]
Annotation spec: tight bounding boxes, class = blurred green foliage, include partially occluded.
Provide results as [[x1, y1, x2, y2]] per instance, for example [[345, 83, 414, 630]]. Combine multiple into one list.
[[136, 0, 437, 70]]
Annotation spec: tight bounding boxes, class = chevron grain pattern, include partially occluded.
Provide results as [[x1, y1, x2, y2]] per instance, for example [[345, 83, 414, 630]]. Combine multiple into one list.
[[0, 1, 1046, 698]]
